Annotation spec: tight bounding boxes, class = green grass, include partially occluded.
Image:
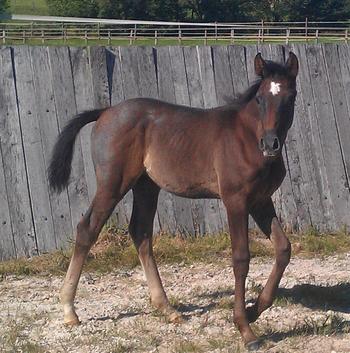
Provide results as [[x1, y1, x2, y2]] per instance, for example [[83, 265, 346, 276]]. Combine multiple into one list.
[[1, 226, 350, 277], [2, 36, 349, 47], [9, 0, 49, 15]]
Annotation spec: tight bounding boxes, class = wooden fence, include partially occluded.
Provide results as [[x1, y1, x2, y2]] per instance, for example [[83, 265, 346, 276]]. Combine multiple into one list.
[[1, 43, 350, 260], [0, 16, 350, 45]]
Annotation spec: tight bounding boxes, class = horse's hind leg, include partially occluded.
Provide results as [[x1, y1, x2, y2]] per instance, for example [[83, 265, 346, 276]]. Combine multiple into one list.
[[60, 185, 123, 325], [247, 197, 291, 323], [129, 175, 182, 323]]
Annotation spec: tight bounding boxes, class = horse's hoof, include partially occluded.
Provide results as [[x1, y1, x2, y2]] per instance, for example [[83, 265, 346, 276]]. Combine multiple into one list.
[[64, 317, 80, 326], [167, 310, 184, 324], [246, 340, 261, 351]]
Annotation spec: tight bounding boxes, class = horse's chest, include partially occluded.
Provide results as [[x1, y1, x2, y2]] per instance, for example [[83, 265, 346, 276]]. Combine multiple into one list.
[[249, 163, 284, 201]]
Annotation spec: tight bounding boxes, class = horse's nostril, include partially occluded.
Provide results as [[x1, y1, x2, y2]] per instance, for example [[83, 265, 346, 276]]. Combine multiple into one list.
[[273, 137, 280, 151]]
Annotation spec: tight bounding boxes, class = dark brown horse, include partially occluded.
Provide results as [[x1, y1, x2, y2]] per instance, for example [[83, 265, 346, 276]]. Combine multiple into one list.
[[49, 51, 298, 350]]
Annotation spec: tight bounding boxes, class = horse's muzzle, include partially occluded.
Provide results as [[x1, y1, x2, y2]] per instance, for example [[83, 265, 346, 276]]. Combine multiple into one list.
[[259, 130, 280, 157]]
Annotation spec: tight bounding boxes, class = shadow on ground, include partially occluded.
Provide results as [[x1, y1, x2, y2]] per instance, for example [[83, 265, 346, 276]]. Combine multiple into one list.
[[276, 282, 350, 313]]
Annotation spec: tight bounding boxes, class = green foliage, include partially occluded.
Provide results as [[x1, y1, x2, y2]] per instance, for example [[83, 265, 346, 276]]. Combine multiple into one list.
[[0, 0, 9, 14], [9, 0, 350, 22], [47, 0, 99, 17], [279, 0, 350, 21]]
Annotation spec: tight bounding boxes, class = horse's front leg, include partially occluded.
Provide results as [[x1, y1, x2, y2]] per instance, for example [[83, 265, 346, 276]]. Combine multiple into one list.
[[223, 196, 259, 350], [247, 197, 291, 323]]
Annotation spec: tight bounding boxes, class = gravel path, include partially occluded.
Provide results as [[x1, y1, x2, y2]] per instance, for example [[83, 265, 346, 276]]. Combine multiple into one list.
[[1, 254, 350, 352]]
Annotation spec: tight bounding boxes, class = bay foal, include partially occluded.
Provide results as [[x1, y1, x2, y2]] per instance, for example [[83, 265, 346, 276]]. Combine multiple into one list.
[[49, 52, 298, 350]]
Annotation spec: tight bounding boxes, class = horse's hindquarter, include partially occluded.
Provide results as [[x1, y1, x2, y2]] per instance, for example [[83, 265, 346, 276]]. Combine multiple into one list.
[[143, 102, 221, 198]]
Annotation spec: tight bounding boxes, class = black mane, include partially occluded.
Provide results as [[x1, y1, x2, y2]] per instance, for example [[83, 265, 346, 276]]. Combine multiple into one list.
[[224, 60, 289, 109]]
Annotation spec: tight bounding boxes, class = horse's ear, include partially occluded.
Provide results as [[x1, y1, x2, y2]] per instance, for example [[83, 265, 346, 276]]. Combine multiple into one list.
[[286, 52, 299, 78], [254, 53, 265, 77]]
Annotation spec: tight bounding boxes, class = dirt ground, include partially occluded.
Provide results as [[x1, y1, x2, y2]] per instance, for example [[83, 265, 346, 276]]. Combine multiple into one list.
[[1, 254, 350, 353]]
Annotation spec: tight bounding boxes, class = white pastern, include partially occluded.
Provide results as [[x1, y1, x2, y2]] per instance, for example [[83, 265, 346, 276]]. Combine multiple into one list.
[[269, 82, 281, 96]]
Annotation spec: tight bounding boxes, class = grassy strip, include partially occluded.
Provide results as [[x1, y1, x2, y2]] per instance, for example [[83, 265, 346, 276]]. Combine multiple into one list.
[[0, 226, 350, 277], [2, 38, 347, 47]]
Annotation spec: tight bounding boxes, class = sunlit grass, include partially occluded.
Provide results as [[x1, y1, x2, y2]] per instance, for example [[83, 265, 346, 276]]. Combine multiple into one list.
[[1, 225, 350, 277]]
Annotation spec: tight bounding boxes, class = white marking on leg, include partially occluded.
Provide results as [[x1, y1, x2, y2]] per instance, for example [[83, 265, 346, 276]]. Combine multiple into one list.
[[270, 82, 281, 96]]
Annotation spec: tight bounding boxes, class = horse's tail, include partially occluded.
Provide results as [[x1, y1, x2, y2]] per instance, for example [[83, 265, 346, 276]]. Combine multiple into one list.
[[48, 109, 106, 193]]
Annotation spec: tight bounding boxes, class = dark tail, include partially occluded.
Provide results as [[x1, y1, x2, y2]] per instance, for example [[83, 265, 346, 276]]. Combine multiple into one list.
[[48, 109, 105, 193]]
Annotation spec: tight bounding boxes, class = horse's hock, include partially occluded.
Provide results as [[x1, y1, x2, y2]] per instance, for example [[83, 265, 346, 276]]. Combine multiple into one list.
[[1, 43, 350, 260]]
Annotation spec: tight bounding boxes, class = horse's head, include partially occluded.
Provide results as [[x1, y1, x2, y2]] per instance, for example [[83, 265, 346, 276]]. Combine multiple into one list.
[[253, 52, 298, 158]]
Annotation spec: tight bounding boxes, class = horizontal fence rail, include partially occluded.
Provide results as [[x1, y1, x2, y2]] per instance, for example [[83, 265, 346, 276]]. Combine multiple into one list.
[[1, 43, 350, 261], [0, 15, 349, 44]]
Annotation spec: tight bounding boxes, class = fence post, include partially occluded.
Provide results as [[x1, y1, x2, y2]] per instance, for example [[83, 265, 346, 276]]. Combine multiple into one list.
[[261, 19, 264, 43], [178, 29, 182, 44], [286, 28, 290, 45], [154, 30, 158, 45], [315, 29, 319, 44], [2, 29, 5, 44], [97, 22, 100, 40], [215, 22, 218, 42], [108, 30, 111, 45], [204, 29, 207, 45], [129, 29, 134, 45], [63, 29, 67, 43], [258, 29, 261, 44], [305, 17, 308, 42], [345, 29, 348, 43], [84, 30, 88, 44], [41, 29, 44, 44], [22, 30, 25, 44], [231, 29, 235, 44]]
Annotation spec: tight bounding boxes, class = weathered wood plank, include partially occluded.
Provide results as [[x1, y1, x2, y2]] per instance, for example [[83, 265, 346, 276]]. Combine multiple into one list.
[[107, 47, 125, 106], [245, 45, 259, 85], [324, 44, 350, 199], [0, 47, 36, 257], [212, 46, 234, 105], [0, 142, 15, 260], [135, 46, 161, 232], [116, 46, 142, 226], [183, 46, 224, 235], [48, 46, 90, 230], [227, 45, 248, 95], [119, 46, 141, 99], [306, 44, 349, 228], [70, 47, 96, 203], [155, 46, 178, 234], [29, 46, 73, 248], [291, 44, 333, 230], [13, 45, 57, 253], [167, 46, 196, 235], [197, 45, 227, 232], [104, 46, 130, 227]]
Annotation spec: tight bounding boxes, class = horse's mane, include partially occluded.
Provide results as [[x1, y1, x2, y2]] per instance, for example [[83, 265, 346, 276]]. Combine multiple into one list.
[[224, 60, 289, 110]]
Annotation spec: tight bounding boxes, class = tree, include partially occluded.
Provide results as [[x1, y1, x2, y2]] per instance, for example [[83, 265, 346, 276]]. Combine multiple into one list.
[[0, 0, 8, 14], [278, 0, 350, 21], [47, 0, 99, 18]]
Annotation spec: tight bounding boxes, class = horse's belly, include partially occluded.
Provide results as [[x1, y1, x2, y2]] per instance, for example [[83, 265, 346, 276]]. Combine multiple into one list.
[[144, 154, 219, 199]]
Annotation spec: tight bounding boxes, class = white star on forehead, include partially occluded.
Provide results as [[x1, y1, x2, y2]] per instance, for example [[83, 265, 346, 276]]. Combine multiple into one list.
[[270, 82, 281, 96]]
